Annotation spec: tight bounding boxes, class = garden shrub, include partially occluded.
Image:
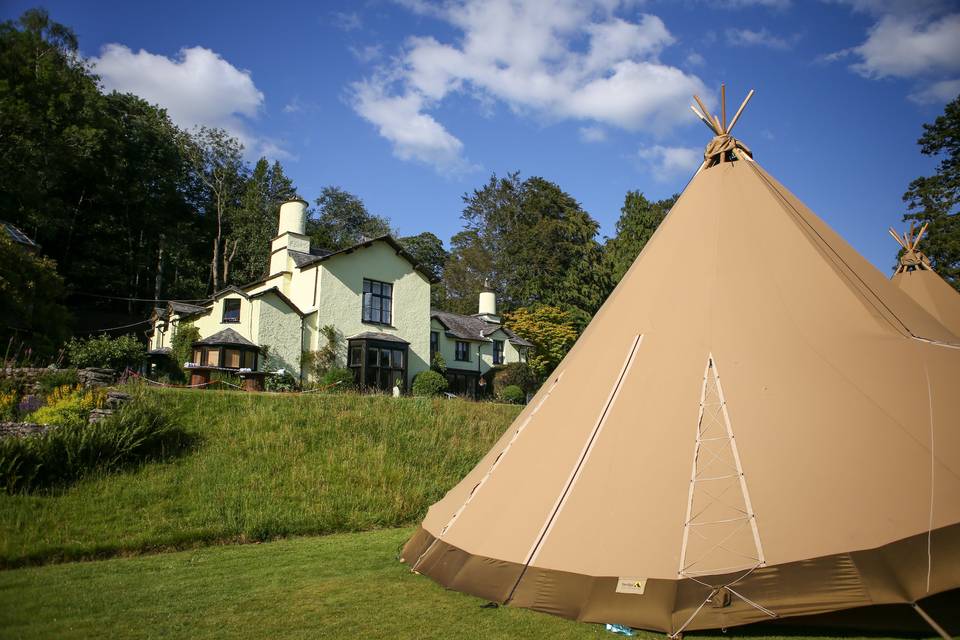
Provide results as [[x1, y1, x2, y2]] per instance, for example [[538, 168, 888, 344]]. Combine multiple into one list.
[[65, 334, 145, 370], [319, 367, 354, 392], [0, 388, 189, 493], [36, 368, 79, 395], [210, 371, 243, 391], [0, 391, 17, 421], [430, 351, 447, 374], [497, 384, 525, 404], [493, 362, 538, 394], [412, 370, 448, 396], [265, 371, 298, 392], [29, 384, 106, 428]]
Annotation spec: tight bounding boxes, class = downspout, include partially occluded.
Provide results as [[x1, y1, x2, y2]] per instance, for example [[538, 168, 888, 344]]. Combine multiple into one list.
[[477, 341, 482, 398], [299, 313, 305, 386]]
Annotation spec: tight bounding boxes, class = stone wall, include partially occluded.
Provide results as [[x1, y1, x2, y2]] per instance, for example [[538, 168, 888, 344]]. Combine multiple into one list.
[[0, 367, 117, 394], [0, 368, 126, 438]]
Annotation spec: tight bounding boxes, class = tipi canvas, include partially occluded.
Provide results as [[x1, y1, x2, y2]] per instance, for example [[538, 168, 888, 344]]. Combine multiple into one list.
[[890, 223, 960, 337], [402, 89, 960, 635]]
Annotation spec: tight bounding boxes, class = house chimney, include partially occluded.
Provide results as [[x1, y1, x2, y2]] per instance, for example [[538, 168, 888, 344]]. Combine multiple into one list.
[[479, 279, 496, 316], [278, 198, 308, 236], [269, 198, 311, 277]]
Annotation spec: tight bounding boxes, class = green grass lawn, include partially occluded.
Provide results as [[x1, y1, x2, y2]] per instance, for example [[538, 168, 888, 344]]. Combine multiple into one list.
[[0, 527, 923, 640], [0, 527, 611, 640], [0, 389, 521, 567]]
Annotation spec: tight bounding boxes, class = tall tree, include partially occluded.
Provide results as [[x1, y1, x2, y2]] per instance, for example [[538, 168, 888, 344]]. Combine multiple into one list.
[[309, 186, 392, 250], [0, 233, 70, 359], [603, 191, 676, 291], [445, 173, 604, 321], [902, 94, 960, 290], [400, 231, 448, 307], [231, 158, 297, 284], [503, 305, 579, 381], [183, 127, 247, 291], [0, 8, 105, 274]]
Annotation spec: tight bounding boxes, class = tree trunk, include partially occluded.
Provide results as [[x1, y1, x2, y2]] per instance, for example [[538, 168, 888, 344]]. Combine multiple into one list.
[[154, 234, 165, 302], [222, 238, 239, 287], [211, 236, 220, 292]]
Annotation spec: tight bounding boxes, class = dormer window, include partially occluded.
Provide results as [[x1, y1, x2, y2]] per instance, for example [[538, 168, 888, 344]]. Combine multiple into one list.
[[222, 299, 241, 323]]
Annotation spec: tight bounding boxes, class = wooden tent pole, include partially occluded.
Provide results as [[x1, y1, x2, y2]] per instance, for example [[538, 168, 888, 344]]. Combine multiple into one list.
[[721, 84, 727, 133], [693, 95, 716, 130], [727, 89, 755, 135], [690, 105, 719, 134], [914, 222, 928, 250], [888, 228, 907, 248]]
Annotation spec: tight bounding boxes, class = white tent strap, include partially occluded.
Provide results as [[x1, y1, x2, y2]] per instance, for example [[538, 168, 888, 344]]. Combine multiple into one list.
[[678, 354, 766, 578], [669, 565, 777, 638], [411, 370, 566, 572], [525, 334, 644, 567], [503, 334, 643, 604], [924, 363, 935, 594]]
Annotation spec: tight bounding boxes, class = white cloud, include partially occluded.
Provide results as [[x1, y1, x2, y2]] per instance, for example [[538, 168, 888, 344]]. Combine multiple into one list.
[[349, 44, 382, 63], [637, 145, 702, 181], [579, 126, 607, 142], [826, 1, 960, 100], [725, 27, 795, 49], [350, 0, 707, 173], [91, 44, 289, 160], [352, 79, 474, 174], [686, 52, 706, 66], [705, 0, 791, 7], [846, 13, 960, 78], [332, 11, 362, 32], [908, 78, 960, 104]]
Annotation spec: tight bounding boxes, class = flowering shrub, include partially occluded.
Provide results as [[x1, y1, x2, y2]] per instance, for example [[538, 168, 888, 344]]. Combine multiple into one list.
[[0, 391, 17, 421], [29, 384, 106, 428]]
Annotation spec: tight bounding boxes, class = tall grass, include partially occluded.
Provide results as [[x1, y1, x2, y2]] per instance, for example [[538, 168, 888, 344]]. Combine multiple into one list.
[[0, 388, 520, 566], [0, 389, 189, 493]]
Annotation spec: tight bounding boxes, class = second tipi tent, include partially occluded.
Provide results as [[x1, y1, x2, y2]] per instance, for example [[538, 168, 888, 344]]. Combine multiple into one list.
[[403, 88, 960, 636], [889, 223, 960, 337]]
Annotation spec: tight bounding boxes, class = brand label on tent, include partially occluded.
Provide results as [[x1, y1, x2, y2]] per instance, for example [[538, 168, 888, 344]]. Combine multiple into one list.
[[615, 577, 647, 595]]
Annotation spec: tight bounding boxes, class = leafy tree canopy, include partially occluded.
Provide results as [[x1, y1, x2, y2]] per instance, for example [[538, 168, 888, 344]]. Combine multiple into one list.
[[902, 93, 960, 289], [0, 234, 70, 359], [503, 305, 579, 381], [445, 173, 604, 319], [309, 187, 392, 251], [603, 191, 676, 289]]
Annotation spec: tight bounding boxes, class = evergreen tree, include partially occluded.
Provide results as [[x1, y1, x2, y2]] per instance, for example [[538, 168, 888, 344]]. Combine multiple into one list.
[[902, 94, 960, 290], [309, 187, 392, 250], [603, 191, 676, 292], [231, 158, 297, 284], [445, 173, 603, 321]]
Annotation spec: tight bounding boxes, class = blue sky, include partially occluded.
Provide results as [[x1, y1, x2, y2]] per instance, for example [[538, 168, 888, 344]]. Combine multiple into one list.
[[5, 0, 959, 272]]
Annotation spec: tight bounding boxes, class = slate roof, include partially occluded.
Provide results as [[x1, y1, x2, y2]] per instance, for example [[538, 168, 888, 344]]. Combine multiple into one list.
[[193, 328, 258, 348], [347, 331, 410, 344], [289, 235, 441, 283], [431, 309, 533, 347], [1, 221, 40, 251], [170, 301, 207, 316], [288, 247, 333, 268]]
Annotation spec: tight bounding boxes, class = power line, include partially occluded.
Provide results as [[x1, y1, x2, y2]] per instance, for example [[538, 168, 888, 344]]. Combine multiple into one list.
[[79, 318, 152, 333], [71, 292, 209, 303]]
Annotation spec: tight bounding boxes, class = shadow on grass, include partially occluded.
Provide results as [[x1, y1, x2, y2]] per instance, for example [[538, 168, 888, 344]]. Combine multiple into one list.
[[689, 590, 958, 638]]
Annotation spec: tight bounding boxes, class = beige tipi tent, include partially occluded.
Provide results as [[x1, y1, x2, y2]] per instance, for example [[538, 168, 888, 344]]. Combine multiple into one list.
[[402, 88, 960, 636], [890, 223, 960, 337]]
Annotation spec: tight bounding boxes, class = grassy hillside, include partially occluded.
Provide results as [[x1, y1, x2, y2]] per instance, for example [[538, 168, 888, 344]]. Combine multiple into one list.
[[0, 388, 520, 567]]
